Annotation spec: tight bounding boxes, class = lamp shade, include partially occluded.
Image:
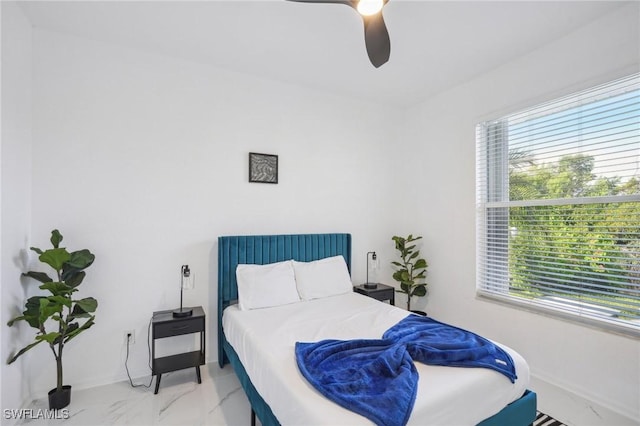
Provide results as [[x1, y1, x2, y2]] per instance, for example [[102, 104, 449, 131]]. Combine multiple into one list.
[[181, 265, 194, 290]]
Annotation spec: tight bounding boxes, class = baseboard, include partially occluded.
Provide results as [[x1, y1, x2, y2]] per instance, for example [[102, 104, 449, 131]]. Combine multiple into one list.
[[55, 359, 231, 394], [530, 373, 638, 425]]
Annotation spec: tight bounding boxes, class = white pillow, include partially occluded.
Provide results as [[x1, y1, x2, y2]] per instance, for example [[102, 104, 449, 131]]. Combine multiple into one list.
[[236, 260, 300, 310], [292, 255, 352, 300]]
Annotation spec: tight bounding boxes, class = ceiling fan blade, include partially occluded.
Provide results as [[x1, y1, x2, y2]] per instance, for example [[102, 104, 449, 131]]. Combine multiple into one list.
[[287, 0, 391, 67], [363, 12, 390, 68]]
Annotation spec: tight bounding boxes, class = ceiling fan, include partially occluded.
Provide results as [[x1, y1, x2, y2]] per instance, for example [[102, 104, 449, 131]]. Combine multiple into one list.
[[287, 0, 391, 68]]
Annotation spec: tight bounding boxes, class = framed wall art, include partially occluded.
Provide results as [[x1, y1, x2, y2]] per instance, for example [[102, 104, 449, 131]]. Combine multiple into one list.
[[249, 152, 278, 184]]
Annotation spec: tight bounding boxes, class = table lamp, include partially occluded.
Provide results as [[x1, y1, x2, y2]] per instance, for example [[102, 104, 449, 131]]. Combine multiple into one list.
[[173, 264, 194, 318], [365, 251, 379, 289]]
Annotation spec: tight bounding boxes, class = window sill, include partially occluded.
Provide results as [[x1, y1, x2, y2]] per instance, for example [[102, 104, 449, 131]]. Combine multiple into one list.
[[476, 291, 640, 340]]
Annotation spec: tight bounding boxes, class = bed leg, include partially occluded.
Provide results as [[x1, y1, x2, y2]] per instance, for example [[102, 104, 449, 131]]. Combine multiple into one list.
[[251, 409, 256, 426]]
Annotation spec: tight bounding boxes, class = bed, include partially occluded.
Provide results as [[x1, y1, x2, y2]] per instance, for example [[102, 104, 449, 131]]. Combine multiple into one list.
[[217, 233, 537, 426]]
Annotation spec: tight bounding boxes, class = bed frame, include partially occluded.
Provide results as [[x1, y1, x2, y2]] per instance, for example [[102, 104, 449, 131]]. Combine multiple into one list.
[[217, 233, 537, 426]]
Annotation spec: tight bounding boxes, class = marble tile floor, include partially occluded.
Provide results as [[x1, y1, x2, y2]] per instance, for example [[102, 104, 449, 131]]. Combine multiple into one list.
[[18, 365, 638, 426], [18, 364, 254, 426], [529, 376, 638, 426]]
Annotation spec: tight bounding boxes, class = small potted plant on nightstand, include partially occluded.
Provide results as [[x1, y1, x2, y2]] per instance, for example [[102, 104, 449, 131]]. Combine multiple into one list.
[[391, 234, 428, 315], [7, 229, 97, 410]]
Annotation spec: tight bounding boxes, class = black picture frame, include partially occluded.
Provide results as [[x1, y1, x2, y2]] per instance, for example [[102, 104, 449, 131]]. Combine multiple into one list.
[[249, 152, 278, 184]]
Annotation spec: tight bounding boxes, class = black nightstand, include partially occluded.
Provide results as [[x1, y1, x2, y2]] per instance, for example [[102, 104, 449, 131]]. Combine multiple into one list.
[[354, 283, 395, 305], [152, 306, 205, 394]]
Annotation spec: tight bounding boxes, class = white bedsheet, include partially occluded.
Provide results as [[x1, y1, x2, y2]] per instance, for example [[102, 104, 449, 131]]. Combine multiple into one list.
[[223, 292, 529, 425]]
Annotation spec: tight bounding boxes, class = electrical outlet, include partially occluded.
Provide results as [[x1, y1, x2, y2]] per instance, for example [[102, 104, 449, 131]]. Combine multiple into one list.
[[124, 330, 135, 345]]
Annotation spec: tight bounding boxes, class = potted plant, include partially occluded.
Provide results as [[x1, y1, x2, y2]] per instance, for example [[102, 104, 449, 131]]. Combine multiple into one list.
[[7, 229, 97, 410], [391, 234, 428, 314]]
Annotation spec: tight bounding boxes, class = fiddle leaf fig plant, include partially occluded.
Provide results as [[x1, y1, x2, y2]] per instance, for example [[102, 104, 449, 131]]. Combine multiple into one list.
[[391, 234, 428, 311], [7, 229, 97, 396]]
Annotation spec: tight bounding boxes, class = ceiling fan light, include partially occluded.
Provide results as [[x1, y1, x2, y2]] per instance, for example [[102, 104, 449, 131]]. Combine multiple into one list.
[[357, 0, 383, 16]]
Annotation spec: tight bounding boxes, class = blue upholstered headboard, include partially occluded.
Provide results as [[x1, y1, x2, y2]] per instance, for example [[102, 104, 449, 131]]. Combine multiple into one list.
[[217, 233, 352, 366]]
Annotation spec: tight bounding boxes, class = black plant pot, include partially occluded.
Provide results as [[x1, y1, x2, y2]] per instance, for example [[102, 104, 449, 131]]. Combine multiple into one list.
[[48, 385, 71, 410]]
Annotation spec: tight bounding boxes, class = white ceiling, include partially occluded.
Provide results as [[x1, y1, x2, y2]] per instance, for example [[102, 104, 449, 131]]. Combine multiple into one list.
[[17, 0, 629, 107]]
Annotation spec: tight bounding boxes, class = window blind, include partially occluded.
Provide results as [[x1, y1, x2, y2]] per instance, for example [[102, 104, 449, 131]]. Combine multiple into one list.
[[476, 74, 640, 336]]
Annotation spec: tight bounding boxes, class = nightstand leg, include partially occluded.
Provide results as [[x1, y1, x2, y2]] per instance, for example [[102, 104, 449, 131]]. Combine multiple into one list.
[[195, 366, 202, 384], [154, 374, 162, 394]]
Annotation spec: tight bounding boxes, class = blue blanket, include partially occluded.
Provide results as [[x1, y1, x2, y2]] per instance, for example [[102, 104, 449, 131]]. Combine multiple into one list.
[[383, 316, 517, 381], [295, 315, 516, 426]]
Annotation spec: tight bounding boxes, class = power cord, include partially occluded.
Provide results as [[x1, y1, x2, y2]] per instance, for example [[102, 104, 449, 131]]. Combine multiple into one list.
[[124, 317, 154, 388]]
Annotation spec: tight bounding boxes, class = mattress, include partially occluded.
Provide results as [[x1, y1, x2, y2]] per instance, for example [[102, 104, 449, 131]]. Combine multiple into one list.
[[222, 292, 529, 425]]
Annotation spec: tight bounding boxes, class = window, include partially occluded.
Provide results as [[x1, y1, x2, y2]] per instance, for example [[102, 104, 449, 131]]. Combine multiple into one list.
[[476, 74, 640, 336]]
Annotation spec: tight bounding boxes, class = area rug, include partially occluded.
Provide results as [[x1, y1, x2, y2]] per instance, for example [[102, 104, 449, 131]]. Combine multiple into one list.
[[534, 411, 567, 426]]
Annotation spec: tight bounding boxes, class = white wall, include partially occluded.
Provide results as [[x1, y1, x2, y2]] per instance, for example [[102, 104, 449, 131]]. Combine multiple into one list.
[[1, 2, 33, 419], [398, 3, 640, 423], [27, 29, 402, 395], [7, 1, 640, 423]]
